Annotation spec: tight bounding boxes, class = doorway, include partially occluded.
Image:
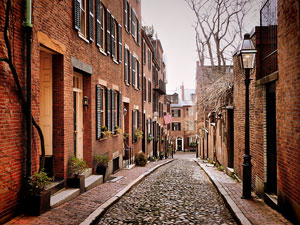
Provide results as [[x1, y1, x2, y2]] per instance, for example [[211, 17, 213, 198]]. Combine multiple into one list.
[[73, 72, 83, 159], [40, 51, 53, 176], [266, 83, 277, 195], [228, 109, 234, 168], [177, 138, 183, 151]]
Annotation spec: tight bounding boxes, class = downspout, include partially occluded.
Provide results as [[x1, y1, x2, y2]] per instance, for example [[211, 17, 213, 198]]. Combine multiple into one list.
[[24, 0, 33, 178]]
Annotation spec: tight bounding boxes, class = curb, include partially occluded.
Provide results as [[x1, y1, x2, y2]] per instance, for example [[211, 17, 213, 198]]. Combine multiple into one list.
[[80, 159, 175, 225], [194, 159, 252, 225]]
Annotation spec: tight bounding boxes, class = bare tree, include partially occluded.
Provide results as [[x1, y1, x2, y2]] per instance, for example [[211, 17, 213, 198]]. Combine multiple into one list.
[[186, 0, 251, 67]]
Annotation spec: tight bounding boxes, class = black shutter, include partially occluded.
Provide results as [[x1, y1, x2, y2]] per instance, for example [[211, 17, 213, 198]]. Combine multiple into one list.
[[128, 5, 131, 34], [178, 109, 181, 117], [124, 0, 127, 30], [96, 0, 102, 47], [105, 9, 111, 54], [143, 76, 146, 101], [132, 110, 135, 143], [96, 85, 103, 140], [89, 0, 94, 42], [111, 16, 115, 59], [136, 19, 140, 45], [172, 123, 174, 131], [74, 0, 81, 30], [137, 110, 140, 129], [128, 52, 131, 84], [137, 60, 140, 89], [118, 24, 122, 63], [143, 41, 146, 65], [106, 88, 111, 131], [179, 123, 181, 131], [124, 47, 128, 84], [118, 91, 122, 128], [131, 8, 135, 37], [111, 90, 115, 133], [132, 55, 135, 87]]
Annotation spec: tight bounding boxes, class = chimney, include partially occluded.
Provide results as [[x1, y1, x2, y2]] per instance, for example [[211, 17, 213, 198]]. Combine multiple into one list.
[[181, 82, 184, 101]]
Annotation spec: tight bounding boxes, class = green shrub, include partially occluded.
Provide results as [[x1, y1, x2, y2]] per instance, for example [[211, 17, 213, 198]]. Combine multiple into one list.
[[28, 169, 52, 194], [135, 152, 147, 166], [69, 156, 88, 177], [94, 154, 109, 167]]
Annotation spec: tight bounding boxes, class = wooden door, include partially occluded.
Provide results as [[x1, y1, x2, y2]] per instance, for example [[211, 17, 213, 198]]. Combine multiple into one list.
[[40, 52, 53, 156], [73, 72, 83, 159]]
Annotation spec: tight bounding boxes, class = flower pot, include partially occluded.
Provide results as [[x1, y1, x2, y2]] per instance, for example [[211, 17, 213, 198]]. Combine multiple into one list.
[[67, 175, 85, 193], [24, 190, 51, 216], [96, 165, 107, 182]]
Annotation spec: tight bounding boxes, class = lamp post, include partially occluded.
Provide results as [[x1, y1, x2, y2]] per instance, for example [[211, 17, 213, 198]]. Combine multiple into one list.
[[238, 33, 257, 199]]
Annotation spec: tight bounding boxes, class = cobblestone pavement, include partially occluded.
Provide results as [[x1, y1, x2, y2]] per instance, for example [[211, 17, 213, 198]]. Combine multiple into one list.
[[97, 155, 236, 225]]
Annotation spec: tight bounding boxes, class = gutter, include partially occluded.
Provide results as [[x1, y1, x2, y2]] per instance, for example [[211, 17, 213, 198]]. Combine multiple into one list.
[[24, 0, 33, 178]]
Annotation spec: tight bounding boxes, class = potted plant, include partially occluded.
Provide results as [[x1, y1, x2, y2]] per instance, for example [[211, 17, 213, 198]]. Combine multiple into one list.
[[94, 154, 109, 182], [114, 126, 122, 135], [24, 169, 52, 216], [67, 156, 88, 193], [134, 128, 143, 141], [159, 151, 164, 160], [135, 152, 147, 166], [123, 132, 130, 140], [100, 126, 111, 139], [148, 134, 153, 142]]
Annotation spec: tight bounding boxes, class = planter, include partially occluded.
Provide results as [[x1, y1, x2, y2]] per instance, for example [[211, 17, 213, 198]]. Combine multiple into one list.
[[96, 165, 107, 182], [24, 190, 51, 216], [67, 175, 85, 193]]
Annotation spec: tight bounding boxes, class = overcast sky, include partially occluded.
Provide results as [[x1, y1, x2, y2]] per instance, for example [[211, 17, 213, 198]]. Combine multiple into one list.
[[141, 0, 261, 92], [142, 0, 197, 91]]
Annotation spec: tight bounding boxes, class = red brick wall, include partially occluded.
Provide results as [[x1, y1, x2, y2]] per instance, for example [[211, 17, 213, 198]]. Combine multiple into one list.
[[121, 0, 142, 157], [142, 34, 154, 157], [277, 0, 300, 222], [0, 1, 26, 223]]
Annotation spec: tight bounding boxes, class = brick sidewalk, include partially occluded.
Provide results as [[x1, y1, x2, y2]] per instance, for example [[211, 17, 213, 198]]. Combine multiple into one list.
[[196, 159, 292, 225], [5, 159, 173, 225]]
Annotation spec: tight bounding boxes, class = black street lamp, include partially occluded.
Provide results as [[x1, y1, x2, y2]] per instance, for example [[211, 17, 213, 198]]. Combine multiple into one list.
[[238, 33, 257, 199]]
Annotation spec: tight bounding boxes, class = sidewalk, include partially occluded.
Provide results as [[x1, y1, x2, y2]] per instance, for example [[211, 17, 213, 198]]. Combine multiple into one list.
[[5, 159, 173, 225], [195, 159, 292, 225]]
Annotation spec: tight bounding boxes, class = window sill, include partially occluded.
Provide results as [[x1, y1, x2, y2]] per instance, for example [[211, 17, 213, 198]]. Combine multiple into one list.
[[78, 32, 90, 43], [98, 137, 108, 141], [99, 49, 107, 56], [113, 59, 119, 65]]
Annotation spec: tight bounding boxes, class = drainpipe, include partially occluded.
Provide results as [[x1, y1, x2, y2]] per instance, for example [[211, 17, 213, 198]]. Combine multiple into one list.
[[24, 0, 33, 178]]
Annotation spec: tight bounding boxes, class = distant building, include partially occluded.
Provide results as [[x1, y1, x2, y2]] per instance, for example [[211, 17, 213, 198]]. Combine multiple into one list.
[[168, 84, 197, 151]]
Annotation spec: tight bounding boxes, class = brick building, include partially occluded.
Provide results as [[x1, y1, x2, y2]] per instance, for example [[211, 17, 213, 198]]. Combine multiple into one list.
[[195, 64, 234, 168], [0, 0, 169, 222], [232, 0, 300, 223], [168, 84, 197, 152]]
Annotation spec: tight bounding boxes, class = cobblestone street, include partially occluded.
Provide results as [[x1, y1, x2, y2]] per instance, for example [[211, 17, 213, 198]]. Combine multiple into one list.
[[97, 153, 236, 225]]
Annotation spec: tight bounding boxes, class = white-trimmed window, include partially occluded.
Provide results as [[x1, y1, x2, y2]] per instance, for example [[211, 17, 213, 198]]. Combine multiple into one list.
[[80, 0, 87, 37], [172, 122, 181, 131]]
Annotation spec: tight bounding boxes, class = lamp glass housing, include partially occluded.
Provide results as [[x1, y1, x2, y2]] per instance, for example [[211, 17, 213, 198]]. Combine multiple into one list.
[[238, 33, 257, 70]]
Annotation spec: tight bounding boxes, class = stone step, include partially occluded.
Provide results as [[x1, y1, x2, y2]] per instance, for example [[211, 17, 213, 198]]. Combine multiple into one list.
[[45, 179, 65, 196], [81, 168, 93, 178], [50, 188, 80, 208], [85, 175, 103, 192]]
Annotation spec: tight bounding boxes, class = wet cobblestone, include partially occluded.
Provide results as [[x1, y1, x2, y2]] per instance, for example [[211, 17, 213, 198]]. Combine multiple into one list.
[[98, 157, 236, 225]]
